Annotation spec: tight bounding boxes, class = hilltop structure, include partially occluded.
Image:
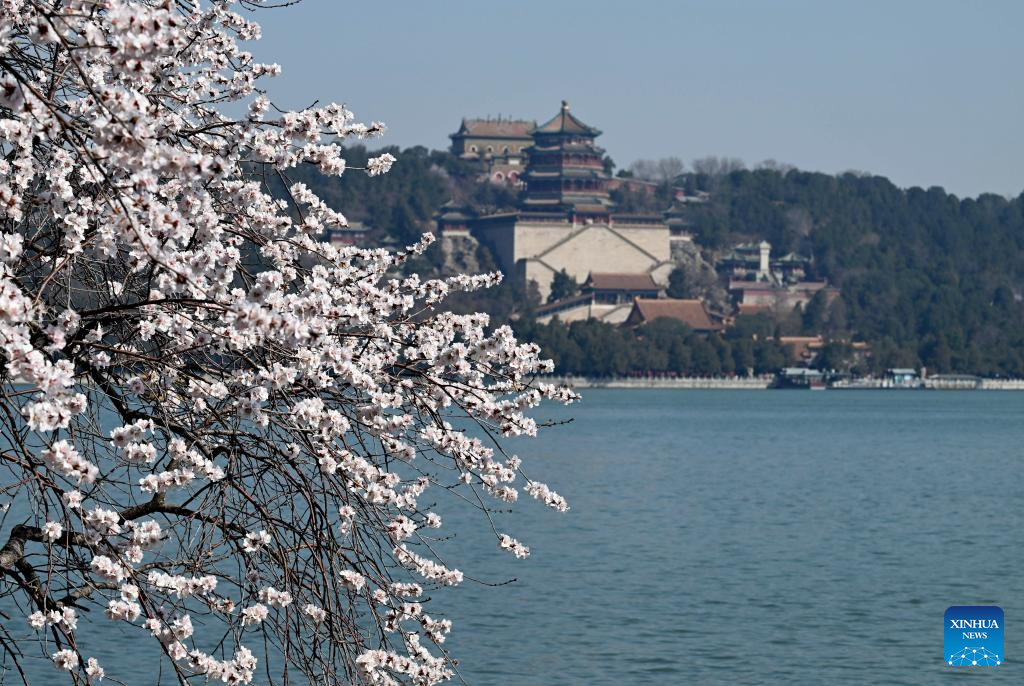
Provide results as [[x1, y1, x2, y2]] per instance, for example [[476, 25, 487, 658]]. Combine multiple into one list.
[[449, 117, 534, 184], [519, 102, 614, 217], [441, 101, 680, 300], [450, 117, 534, 159], [720, 241, 810, 283], [719, 240, 837, 314]]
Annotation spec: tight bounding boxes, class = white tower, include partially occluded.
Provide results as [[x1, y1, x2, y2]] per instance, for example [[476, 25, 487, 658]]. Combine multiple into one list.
[[758, 240, 771, 278]]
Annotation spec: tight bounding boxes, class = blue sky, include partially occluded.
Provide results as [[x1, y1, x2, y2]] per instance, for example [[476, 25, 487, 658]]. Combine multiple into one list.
[[252, 1, 1024, 198]]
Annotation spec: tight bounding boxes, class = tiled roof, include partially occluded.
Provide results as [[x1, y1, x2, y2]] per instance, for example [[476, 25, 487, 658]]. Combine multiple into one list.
[[532, 101, 601, 137], [453, 119, 534, 139], [584, 272, 659, 291], [630, 298, 719, 331]]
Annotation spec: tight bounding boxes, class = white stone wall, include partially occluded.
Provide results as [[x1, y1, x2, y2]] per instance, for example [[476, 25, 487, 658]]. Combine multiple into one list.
[[536, 301, 634, 325], [510, 220, 671, 300]]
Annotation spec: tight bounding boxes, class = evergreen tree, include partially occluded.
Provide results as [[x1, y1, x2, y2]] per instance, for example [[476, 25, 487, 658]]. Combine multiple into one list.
[[548, 269, 580, 303]]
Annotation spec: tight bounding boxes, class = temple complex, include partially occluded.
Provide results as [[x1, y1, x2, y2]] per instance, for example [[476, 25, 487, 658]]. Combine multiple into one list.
[[718, 240, 834, 314], [442, 102, 679, 300]]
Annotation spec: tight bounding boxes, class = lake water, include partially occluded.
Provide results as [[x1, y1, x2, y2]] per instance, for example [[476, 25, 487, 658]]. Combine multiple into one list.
[[437, 390, 1024, 685], [5, 390, 1023, 684]]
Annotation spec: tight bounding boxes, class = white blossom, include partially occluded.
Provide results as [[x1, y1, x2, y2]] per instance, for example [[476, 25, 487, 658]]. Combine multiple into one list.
[[302, 604, 327, 623], [242, 530, 272, 553], [52, 649, 78, 671], [86, 658, 105, 680], [0, 3, 572, 682], [240, 604, 269, 626], [42, 521, 63, 542], [338, 569, 366, 592], [366, 153, 397, 176], [499, 533, 531, 559]]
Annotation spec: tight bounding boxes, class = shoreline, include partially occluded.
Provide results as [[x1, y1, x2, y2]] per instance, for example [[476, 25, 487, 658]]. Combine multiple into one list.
[[543, 376, 1024, 391]]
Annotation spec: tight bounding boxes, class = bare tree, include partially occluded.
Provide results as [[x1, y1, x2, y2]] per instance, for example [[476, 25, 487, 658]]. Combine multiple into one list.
[[628, 157, 685, 184], [755, 159, 797, 174], [691, 156, 747, 177]]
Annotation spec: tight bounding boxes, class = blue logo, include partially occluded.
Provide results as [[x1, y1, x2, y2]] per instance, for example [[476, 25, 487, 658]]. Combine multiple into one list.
[[945, 606, 1003, 666]]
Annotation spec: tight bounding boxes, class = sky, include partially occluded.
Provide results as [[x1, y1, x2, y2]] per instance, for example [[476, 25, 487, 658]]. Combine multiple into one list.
[[251, 0, 1024, 198]]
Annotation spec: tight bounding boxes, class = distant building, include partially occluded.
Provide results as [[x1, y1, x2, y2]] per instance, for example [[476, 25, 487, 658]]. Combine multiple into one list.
[[720, 241, 810, 283], [432, 201, 477, 238], [720, 240, 835, 313], [533, 293, 625, 325], [583, 272, 661, 304], [778, 335, 871, 366], [624, 298, 722, 332], [884, 368, 921, 389], [449, 117, 535, 185], [455, 102, 677, 300], [720, 241, 773, 280], [662, 199, 695, 242], [449, 117, 535, 160], [730, 279, 838, 312], [323, 222, 370, 246], [519, 101, 614, 217], [534, 272, 662, 325]]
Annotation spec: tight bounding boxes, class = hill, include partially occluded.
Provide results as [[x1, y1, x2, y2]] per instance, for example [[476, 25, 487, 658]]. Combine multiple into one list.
[[276, 147, 1024, 376], [684, 170, 1024, 374]]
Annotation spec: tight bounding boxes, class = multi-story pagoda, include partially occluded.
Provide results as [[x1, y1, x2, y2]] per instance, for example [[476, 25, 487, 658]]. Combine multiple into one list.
[[520, 101, 613, 219]]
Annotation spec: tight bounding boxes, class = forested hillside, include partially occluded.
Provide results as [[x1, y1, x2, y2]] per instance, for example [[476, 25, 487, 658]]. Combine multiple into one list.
[[686, 171, 1024, 374], [278, 147, 1024, 376]]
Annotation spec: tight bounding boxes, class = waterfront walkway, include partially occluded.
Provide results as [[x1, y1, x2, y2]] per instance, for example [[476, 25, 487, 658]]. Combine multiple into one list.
[[543, 376, 1024, 390]]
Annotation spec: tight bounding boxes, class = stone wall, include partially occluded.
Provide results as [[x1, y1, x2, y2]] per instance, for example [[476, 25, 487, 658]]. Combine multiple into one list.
[[511, 219, 672, 300]]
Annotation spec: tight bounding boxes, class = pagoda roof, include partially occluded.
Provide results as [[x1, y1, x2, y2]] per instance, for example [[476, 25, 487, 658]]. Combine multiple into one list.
[[531, 101, 601, 137], [433, 202, 477, 222]]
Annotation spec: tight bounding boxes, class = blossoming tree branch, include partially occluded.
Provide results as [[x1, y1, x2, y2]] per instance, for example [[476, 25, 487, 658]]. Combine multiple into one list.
[[0, 1, 575, 683]]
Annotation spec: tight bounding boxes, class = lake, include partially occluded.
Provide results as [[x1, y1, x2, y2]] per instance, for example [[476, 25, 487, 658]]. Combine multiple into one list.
[[5, 390, 1023, 684], [437, 389, 1024, 685]]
